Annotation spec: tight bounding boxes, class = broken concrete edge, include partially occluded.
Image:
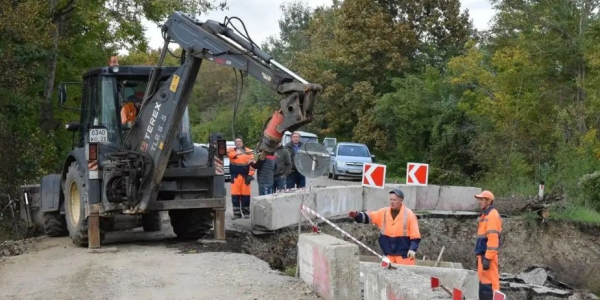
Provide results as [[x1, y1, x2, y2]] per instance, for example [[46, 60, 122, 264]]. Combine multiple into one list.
[[359, 255, 464, 269], [360, 261, 479, 300]]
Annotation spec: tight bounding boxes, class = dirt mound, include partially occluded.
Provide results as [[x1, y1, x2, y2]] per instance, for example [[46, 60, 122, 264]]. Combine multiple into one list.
[[0, 236, 44, 257]]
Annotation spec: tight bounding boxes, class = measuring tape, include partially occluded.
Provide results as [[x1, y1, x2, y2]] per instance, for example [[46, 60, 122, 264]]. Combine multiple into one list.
[[299, 204, 391, 267]]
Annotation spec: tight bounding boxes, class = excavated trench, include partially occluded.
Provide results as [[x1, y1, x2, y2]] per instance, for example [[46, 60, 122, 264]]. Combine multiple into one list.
[[176, 216, 600, 299]]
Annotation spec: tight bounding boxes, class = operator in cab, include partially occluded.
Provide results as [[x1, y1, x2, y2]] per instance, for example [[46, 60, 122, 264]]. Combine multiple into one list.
[[348, 189, 421, 265], [120, 92, 144, 127]]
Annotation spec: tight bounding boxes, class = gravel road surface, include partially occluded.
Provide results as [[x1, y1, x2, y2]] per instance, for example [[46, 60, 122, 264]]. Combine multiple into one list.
[[0, 175, 360, 300]]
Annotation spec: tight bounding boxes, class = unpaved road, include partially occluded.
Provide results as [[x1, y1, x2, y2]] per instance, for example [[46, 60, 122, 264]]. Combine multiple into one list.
[[0, 176, 359, 300]]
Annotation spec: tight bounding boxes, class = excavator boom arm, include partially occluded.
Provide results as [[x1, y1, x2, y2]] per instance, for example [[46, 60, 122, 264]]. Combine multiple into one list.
[[123, 11, 321, 212]]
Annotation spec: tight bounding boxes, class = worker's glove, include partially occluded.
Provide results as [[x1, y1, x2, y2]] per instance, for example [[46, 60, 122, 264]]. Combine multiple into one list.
[[245, 175, 254, 185], [407, 250, 416, 260], [348, 210, 358, 219], [482, 257, 490, 271]]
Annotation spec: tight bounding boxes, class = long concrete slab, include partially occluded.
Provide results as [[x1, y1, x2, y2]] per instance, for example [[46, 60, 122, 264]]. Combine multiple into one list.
[[364, 184, 481, 212], [315, 185, 363, 218], [298, 233, 360, 300], [251, 184, 482, 231], [250, 191, 316, 231]]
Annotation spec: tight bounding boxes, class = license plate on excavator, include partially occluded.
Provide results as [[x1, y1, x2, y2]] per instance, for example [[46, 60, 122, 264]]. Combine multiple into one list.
[[89, 128, 108, 143]]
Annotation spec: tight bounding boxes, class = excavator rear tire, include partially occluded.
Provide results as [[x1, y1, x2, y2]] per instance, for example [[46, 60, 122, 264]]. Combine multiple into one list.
[[63, 161, 108, 247], [43, 212, 68, 237], [169, 208, 213, 240], [142, 211, 162, 232]]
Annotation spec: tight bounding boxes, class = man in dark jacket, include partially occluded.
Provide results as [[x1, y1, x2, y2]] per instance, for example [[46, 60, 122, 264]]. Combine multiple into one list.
[[285, 132, 306, 189], [273, 141, 292, 192], [250, 155, 277, 196]]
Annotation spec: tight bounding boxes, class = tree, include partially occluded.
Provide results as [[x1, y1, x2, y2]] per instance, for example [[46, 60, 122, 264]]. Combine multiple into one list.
[[39, 0, 228, 132]]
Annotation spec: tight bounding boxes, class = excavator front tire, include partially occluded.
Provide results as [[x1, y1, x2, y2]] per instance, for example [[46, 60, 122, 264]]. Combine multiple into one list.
[[169, 208, 213, 240], [63, 161, 107, 247]]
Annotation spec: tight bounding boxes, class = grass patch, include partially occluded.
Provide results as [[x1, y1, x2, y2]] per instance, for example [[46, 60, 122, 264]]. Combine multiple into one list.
[[386, 176, 405, 184], [283, 265, 297, 277], [551, 204, 600, 225]]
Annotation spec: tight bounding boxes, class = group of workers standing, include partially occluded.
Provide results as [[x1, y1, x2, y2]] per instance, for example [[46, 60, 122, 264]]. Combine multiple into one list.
[[348, 188, 502, 300], [228, 131, 307, 219]]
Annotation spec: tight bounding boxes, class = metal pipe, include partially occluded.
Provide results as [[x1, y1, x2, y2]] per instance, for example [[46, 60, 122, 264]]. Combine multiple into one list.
[[271, 60, 308, 84]]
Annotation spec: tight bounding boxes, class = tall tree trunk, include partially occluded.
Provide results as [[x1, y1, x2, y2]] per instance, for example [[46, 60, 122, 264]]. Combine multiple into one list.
[[40, 0, 59, 132], [40, 0, 78, 132]]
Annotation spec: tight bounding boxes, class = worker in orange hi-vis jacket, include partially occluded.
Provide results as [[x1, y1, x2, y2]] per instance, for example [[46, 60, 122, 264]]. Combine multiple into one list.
[[348, 188, 421, 265], [227, 137, 255, 219], [474, 190, 503, 300], [120, 92, 144, 127]]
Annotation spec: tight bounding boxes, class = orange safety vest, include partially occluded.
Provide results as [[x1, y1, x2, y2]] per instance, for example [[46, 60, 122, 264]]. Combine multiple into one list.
[[366, 206, 421, 257], [121, 102, 137, 124], [227, 147, 255, 178], [475, 206, 502, 259]]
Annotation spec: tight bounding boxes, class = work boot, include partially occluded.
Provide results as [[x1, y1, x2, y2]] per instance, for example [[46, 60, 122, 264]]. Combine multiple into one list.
[[232, 205, 242, 220], [242, 208, 250, 219]]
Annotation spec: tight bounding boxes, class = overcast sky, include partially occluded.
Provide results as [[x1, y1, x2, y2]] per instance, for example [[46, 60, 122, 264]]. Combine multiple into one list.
[[142, 0, 495, 50]]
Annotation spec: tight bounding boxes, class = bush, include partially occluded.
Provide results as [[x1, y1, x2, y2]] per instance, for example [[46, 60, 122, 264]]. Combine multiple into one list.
[[578, 171, 600, 211]]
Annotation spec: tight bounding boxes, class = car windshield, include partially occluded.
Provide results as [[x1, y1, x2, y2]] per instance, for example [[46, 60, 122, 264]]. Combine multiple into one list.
[[338, 145, 369, 157], [301, 137, 317, 144]]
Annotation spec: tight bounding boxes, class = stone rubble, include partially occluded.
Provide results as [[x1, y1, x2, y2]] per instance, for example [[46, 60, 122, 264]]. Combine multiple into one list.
[[501, 266, 599, 300]]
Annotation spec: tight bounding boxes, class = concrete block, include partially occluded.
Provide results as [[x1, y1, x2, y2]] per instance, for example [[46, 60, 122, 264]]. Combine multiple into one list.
[[360, 262, 478, 299], [361, 263, 448, 300], [436, 186, 482, 211], [363, 184, 416, 211], [315, 186, 363, 218], [299, 233, 360, 300], [250, 192, 316, 231]]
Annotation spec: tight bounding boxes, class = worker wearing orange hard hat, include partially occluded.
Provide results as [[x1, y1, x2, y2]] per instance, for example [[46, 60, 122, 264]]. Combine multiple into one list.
[[348, 189, 421, 265], [474, 190, 502, 300]]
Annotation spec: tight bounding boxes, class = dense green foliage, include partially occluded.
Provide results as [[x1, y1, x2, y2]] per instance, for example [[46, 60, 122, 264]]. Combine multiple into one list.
[[3, 0, 600, 226]]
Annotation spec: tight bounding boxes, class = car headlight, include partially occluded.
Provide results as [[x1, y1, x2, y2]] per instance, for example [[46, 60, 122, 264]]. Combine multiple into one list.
[[336, 161, 345, 167]]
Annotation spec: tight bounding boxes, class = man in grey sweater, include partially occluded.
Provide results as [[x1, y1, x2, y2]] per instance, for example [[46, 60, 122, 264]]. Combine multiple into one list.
[[273, 141, 292, 192]]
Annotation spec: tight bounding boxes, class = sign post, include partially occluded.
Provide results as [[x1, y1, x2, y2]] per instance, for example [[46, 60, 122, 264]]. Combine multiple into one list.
[[362, 163, 386, 189], [406, 162, 429, 186]]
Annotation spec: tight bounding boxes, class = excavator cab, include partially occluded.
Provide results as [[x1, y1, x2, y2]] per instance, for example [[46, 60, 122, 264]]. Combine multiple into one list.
[[58, 64, 194, 153], [47, 62, 220, 247]]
